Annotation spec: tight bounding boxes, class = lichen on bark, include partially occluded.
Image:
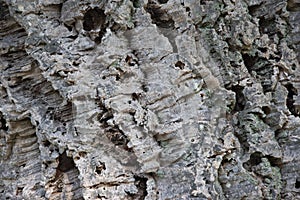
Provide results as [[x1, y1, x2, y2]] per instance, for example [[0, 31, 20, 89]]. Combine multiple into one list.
[[0, 0, 299, 199]]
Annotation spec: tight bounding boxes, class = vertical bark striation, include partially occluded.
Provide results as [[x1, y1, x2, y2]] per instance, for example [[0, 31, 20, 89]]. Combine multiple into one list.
[[0, 0, 299, 199]]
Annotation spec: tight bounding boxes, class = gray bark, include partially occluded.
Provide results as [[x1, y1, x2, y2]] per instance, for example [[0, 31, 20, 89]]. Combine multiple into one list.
[[0, 0, 299, 199]]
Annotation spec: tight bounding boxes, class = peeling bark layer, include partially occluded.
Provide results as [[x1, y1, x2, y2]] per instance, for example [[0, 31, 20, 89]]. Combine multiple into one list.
[[0, 0, 299, 199]]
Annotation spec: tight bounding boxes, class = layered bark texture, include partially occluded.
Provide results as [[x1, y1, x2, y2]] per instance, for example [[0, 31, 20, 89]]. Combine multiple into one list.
[[0, 0, 300, 199]]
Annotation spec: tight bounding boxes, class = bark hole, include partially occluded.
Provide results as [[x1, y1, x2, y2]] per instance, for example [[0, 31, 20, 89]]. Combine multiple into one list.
[[95, 162, 106, 175], [231, 85, 246, 112], [133, 175, 148, 200], [285, 83, 299, 116], [83, 7, 106, 31], [175, 61, 185, 70], [259, 17, 276, 35], [262, 106, 271, 115], [296, 178, 300, 189], [44, 141, 51, 149], [248, 4, 261, 16], [83, 7, 107, 43], [144, 3, 174, 28], [242, 53, 256, 73], [58, 151, 76, 172], [131, 0, 141, 8], [0, 114, 8, 131], [142, 84, 149, 92], [243, 152, 262, 172], [265, 155, 282, 167], [158, 0, 168, 4]]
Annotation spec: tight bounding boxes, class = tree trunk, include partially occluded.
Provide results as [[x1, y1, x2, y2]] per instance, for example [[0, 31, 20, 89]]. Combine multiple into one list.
[[0, 0, 299, 199]]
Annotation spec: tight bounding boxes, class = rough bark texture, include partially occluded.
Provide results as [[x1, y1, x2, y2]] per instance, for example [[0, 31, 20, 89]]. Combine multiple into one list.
[[0, 0, 299, 199]]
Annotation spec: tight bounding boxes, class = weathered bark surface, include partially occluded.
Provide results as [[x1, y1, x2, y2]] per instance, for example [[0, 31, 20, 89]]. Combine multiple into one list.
[[0, 0, 299, 199]]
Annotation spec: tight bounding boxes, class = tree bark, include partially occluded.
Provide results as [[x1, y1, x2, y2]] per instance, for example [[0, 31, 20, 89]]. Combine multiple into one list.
[[0, 0, 299, 199]]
